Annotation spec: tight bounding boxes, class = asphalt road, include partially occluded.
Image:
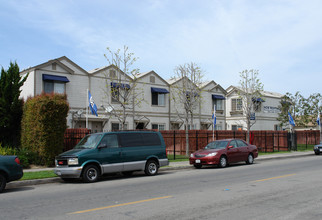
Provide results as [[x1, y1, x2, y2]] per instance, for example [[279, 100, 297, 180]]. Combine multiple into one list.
[[1, 155, 322, 220]]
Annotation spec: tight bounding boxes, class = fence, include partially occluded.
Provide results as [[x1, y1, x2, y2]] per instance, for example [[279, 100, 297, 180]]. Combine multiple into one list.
[[63, 129, 320, 158], [63, 128, 91, 152], [160, 130, 291, 156]]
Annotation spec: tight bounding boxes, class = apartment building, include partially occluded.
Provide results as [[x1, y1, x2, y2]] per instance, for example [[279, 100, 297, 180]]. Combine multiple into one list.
[[225, 86, 284, 131], [20, 56, 282, 132], [20, 56, 228, 132]]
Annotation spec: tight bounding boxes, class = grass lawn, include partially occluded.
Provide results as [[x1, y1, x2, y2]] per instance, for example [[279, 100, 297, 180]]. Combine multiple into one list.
[[297, 144, 314, 151], [21, 170, 57, 181]]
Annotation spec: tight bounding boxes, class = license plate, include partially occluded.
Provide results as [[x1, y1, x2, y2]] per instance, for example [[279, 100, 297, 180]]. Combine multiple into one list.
[[195, 159, 201, 163]]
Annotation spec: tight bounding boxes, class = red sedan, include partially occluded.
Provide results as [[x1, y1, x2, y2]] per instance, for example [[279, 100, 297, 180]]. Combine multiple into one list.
[[189, 139, 258, 169]]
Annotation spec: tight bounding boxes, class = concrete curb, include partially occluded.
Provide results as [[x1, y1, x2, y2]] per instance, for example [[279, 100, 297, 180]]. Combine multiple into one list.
[[6, 152, 314, 189]]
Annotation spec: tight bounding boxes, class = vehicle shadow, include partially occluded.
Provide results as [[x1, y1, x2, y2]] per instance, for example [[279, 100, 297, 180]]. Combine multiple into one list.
[[3, 186, 34, 193], [60, 171, 169, 184], [198, 161, 259, 169]]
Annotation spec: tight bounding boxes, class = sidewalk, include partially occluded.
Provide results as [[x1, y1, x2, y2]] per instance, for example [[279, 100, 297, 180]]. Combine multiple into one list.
[[7, 151, 314, 189]]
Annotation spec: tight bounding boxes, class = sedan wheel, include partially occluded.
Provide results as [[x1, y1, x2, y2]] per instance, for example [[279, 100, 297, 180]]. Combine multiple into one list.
[[194, 164, 202, 169], [246, 154, 254, 164], [219, 156, 227, 168], [0, 174, 7, 193]]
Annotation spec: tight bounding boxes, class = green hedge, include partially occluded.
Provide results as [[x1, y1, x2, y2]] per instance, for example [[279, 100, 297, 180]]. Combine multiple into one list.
[[21, 93, 69, 166]]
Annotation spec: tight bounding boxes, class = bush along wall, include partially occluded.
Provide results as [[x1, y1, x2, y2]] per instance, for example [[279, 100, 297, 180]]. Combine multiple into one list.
[[21, 93, 69, 166]]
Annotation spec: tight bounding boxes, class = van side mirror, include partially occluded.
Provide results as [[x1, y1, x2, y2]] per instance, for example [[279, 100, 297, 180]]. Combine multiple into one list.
[[98, 144, 107, 149]]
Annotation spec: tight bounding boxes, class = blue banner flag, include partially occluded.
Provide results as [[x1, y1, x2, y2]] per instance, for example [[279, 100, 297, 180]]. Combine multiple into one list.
[[317, 113, 320, 126], [88, 90, 98, 116], [288, 112, 295, 127], [212, 107, 216, 125]]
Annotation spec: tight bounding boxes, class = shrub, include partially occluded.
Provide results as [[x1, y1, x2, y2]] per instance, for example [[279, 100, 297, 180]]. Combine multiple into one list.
[[21, 93, 69, 166]]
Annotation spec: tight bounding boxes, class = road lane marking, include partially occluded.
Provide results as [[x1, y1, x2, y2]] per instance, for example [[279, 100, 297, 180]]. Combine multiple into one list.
[[253, 173, 296, 182], [69, 195, 173, 214]]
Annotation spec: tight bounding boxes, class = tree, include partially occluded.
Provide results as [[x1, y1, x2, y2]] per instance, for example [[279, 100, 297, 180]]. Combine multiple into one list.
[[277, 92, 306, 128], [170, 62, 204, 156], [0, 62, 28, 147], [238, 69, 264, 143], [103, 46, 144, 130], [21, 93, 69, 166], [306, 93, 322, 126]]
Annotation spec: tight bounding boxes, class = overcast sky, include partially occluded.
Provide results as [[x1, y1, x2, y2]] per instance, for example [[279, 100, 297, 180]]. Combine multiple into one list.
[[1, 0, 321, 97]]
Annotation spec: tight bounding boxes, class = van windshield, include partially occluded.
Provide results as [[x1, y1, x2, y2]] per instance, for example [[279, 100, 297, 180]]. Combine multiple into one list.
[[74, 134, 103, 149], [204, 141, 228, 149]]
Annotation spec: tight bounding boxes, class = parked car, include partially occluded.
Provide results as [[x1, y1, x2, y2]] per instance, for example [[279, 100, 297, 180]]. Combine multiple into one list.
[[313, 142, 322, 155], [0, 155, 23, 193], [54, 131, 169, 183], [189, 139, 258, 169]]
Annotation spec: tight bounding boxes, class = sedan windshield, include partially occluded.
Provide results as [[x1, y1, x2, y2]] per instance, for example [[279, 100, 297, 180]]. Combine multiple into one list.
[[74, 134, 103, 149], [204, 141, 228, 149]]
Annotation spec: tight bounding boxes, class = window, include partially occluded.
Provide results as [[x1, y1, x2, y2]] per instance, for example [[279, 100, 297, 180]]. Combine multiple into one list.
[[185, 124, 196, 130], [213, 99, 223, 111], [253, 102, 262, 112], [99, 134, 119, 148], [151, 87, 168, 106], [152, 93, 165, 106], [52, 63, 56, 70], [236, 140, 247, 147], [111, 82, 130, 103], [42, 74, 69, 94], [215, 124, 222, 130], [119, 133, 143, 147], [232, 99, 242, 111], [44, 81, 65, 94], [111, 87, 120, 102], [212, 95, 225, 111], [171, 123, 180, 130], [152, 124, 165, 131], [111, 123, 127, 131], [232, 125, 243, 130], [229, 140, 238, 148], [142, 133, 161, 146], [274, 124, 282, 131]]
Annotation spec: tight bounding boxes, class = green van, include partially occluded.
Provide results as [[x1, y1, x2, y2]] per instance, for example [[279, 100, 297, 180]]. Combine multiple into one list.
[[54, 131, 169, 183]]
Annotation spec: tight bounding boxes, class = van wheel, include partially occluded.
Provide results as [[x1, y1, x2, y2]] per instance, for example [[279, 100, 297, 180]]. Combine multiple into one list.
[[145, 160, 159, 176], [0, 174, 6, 193], [82, 165, 100, 183]]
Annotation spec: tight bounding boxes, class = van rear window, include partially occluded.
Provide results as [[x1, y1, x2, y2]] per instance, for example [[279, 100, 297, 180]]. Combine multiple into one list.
[[142, 133, 161, 146], [118, 133, 161, 147]]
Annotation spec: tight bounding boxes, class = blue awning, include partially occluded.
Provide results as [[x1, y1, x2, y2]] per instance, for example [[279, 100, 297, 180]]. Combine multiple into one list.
[[42, 74, 69, 82], [212, 94, 225, 100], [151, 87, 169, 94], [111, 82, 131, 89], [252, 97, 265, 102]]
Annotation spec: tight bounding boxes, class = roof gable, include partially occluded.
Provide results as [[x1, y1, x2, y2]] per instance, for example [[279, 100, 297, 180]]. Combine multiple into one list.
[[135, 70, 169, 85], [20, 58, 75, 75]]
